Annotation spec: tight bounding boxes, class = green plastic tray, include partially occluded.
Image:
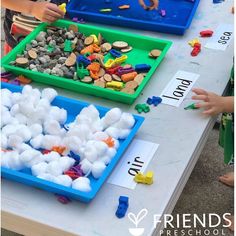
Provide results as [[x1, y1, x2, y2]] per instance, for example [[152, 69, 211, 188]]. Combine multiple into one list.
[[1, 19, 172, 104]]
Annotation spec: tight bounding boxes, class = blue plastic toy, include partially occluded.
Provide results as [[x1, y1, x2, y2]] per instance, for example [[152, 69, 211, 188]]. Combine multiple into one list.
[[116, 196, 129, 218], [76, 55, 91, 67], [146, 96, 162, 106], [110, 49, 122, 58], [135, 64, 151, 73]]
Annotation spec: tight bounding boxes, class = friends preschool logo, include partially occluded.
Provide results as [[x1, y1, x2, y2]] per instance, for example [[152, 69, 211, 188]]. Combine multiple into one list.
[[128, 210, 232, 236], [128, 209, 148, 236]]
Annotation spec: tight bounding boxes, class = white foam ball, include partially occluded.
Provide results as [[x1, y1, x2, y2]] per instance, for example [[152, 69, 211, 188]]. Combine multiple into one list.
[[113, 113, 135, 129], [30, 134, 44, 149], [31, 162, 48, 176], [80, 159, 92, 175], [8, 135, 23, 148], [54, 175, 72, 187], [91, 161, 106, 179], [105, 127, 120, 139], [92, 131, 109, 141], [29, 124, 43, 138], [1, 134, 8, 149], [41, 88, 57, 102], [37, 173, 56, 182], [58, 156, 75, 172], [72, 177, 91, 192], [42, 151, 60, 162], [46, 160, 63, 176], [101, 108, 122, 129], [43, 120, 61, 135], [41, 135, 61, 150]]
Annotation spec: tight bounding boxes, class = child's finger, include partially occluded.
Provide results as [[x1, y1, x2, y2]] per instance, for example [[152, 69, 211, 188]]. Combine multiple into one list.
[[46, 8, 63, 19], [43, 15, 58, 23], [195, 102, 210, 108], [48, 3, 65, 16], [202, 108, 215, 116], [192, 95, 209, 101], [192, 88, 208, 96]]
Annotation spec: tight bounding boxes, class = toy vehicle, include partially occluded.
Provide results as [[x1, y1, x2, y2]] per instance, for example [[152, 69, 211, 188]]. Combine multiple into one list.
[[134, 171, 154, 185]]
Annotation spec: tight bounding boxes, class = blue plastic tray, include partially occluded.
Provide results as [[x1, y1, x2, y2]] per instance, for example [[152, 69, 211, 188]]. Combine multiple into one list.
[[66, 0, 200, 35], [1, 82, 144, 202]]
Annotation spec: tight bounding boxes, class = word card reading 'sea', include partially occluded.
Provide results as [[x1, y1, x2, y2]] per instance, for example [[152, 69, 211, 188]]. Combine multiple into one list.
[[205, 24, 234, 51], [160, 70, 199, 107], [107, 139, 159, 189]]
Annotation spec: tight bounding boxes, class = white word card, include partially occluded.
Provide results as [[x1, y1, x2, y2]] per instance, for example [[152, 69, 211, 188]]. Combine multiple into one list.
[[107, 139, 159, 189], [160, 70, 199, 107], [205, 24, 234, 51]]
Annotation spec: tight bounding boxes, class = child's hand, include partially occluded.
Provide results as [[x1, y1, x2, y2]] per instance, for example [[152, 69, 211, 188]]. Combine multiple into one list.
[[139, 0, 159, 10], [31, 2, 64, 23], [191, 88, 226, 116]]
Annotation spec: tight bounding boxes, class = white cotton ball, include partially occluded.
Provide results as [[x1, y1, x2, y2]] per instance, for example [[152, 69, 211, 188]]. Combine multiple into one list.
[[8, 135, 23, 148], [37, 98, 51, 110], [105, 127, 120, 139], [48, 106, 67, 124], [15, 143, 32, 153], [83, 144, 98, 163], [22, 85, 33, 94], [80, 159, 92, 175], [37, 173, 56, 182], [18, 101, 35, 116], [1, 111, 12, 127], [42, 151, 60, 162], [43, 120, 61, 135], [101, 108, 122, 129], [11, 92, 22, 104], [30, 89, 41, 106], [58, 156, 75, 172], [1, 105, 9, 113], [113, 113, 135, 129], [93, 141, 108, 157], [66, 124, 91, 141], [92, 131, 109, 141], [1, 89, 12, 108], [19, 149, 42, 167], [1, 152, 10, 168], [41, 88, 58, 102], [2, 124, 17, 137], [41, 135, 61, 150], [62, 136, 82, 154], [15, 125, 31, 142], [6, 151, 24, 170], [8, 117, 19, 125], [30, 134, 44, 149], [1, 134, 8, 149], [14, 113, 28, 125], [113, 139, 120, 149], [106, 148, 117, 159], [10, 104, 19, 116], [79, 105, 100, 122], [100, 155, 112, 165], [28, 107, 46, 124], [29, 124, 43, 138], [72, 177, 91, 192], [91, 119, 103, 132], [91, 161, 106, 179], [46, 160, 63, 176], [54, 175, 72, 187], [118, 129, 131, 139], [75, 114, 92, 126], [31, 162, 48, 176]]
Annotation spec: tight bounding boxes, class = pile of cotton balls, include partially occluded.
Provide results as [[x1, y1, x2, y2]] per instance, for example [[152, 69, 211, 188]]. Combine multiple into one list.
[[1, 85, 135, 192]]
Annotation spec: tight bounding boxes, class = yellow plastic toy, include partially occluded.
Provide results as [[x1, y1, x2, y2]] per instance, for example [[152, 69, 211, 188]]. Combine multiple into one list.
[[188, 38, 200, 47], [106, 81, 124, 90], [90, 34, 99, 44], [59, 3, 67, 14], [134, 171, 154, 185]]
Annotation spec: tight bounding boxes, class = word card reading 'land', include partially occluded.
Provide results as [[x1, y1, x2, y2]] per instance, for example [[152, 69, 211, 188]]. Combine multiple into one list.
[[160, 70, 199, 107], [107, 139, 159, 189], [205, 24, 233, 51]]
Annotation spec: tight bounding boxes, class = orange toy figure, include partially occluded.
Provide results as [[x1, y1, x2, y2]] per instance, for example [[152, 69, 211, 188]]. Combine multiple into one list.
[[87, 62, 101, 80], [103, 137, 115, 148], [80, 44, 101, 55], [51, 146, 66, 155], [17, 75, 32, 84]]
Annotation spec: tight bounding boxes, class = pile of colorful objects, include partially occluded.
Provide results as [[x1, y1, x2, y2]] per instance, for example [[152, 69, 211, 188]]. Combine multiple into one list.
[[1, 71, 32, 85], [135, 96, 162, 113], [10, 25, 162, 95]]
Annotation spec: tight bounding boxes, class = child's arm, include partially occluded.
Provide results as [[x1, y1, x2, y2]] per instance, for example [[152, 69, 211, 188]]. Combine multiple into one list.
[[2, 0, 64, 23], [192, 88, 234, 116], [138, 0, 159, 10]]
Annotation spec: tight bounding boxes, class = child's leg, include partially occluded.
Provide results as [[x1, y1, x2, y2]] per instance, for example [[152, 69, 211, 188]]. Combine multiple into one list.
[[4, 42, 12, 55]]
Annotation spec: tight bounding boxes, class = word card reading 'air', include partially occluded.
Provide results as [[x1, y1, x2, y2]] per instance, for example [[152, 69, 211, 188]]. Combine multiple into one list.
[[160, 70, 199, 107], [205, 24, 233, 51], [107, 139, 159, 189]]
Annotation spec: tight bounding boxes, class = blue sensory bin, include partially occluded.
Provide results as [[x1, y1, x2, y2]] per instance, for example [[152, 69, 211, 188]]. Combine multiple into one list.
[[1, 82, 144, 203], [66, 0, 200, 35]]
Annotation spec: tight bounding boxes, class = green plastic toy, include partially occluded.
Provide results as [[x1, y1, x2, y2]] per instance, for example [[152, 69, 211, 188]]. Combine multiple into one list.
[[135, 104, 150, 113], [76, 63, 89, 79], [64, 39, 73, 52], [184, 103, 199, 110]]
